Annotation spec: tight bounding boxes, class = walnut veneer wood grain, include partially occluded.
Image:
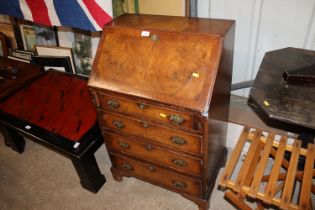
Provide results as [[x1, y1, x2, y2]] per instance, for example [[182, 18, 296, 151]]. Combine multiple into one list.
[[89, 14, 235, 210]]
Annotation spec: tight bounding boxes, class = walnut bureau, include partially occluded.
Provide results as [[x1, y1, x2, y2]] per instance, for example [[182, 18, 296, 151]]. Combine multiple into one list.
[[88, 14, 235, 210]]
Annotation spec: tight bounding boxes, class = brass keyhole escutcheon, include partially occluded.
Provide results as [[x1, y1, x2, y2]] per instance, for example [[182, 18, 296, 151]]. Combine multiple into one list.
[[150, 34, 159, 41], [141, 122, 150, 128], [137, 103, 147, 110], [145, 144, 153, 151], [148, 165, 155, 171]]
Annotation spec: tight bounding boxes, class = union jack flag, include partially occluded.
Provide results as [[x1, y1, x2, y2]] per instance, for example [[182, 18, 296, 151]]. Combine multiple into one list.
[[0, 0, 113, 31]]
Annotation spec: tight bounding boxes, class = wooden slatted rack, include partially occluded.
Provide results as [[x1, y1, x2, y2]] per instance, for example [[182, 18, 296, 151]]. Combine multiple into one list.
[[219, 126, 315, 210]]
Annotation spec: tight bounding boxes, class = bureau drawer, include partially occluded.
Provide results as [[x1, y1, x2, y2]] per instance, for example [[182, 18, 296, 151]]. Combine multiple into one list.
[[111, 154, 201, 196], [101, 112, 202, 154], [105, 132, 202, 176], [99, 93, 196, 130]]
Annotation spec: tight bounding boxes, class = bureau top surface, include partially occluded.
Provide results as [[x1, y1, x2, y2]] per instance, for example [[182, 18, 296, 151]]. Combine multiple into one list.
[[89, 14, 234, 112], [108, 14, 235, 37]]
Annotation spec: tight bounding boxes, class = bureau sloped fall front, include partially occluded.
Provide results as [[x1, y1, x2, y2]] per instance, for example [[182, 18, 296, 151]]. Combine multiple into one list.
[[88, 14, 235, 210]]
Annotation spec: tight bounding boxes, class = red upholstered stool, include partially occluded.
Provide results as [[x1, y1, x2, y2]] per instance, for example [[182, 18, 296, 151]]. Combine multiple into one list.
[[0, 70, 106, 193]]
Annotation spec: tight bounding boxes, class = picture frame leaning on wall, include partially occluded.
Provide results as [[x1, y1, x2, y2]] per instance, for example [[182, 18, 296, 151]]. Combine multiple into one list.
[[32, 55, 73, 73], [35, 46, 76, 74]]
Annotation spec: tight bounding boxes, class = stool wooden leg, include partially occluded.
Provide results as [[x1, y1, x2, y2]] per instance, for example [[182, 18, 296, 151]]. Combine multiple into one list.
[[0, 124, 25, 153], [71, 147, 106, 193]]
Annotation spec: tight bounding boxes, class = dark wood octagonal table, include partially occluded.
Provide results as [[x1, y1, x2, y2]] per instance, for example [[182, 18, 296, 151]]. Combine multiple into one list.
[[249, 47, 315, 146]]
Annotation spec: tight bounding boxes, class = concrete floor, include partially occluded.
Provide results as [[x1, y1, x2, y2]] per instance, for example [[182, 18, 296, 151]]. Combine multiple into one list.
[[0, 132, 235, 210]]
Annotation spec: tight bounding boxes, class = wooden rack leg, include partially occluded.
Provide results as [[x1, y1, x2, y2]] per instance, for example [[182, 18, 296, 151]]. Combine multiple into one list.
[[224, 191, 251, 210], [256, 201, 264, 210]]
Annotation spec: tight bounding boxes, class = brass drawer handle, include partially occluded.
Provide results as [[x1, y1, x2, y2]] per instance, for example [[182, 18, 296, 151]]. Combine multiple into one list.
[[107, 99, 120, 109], [137, 103, 147, 110], [169, 114, 185, 125], [113, 120, 124, 129], [173, 181, 186, 189], [145, 144, 153, 151], [173, 159, 187, 167], [119, 142, 129, 149], [122, 163, 133, 171], [170, 136, 186, 145], [141, 121, 150, 128]]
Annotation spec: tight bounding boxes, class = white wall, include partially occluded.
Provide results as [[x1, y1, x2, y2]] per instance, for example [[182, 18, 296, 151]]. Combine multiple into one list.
[[197, 0, 315, 147], [198, 0, 315, 97]]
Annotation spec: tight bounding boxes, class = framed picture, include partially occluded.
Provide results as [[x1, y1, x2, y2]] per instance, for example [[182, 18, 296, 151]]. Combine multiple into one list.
[[19, 21, 57, 51], [72, 32, 92, 76], [12, 50, 33, 61], [35, 46, 76, 73], [57, 27, 94, 77], [112, 0, 188, 17], [0, 32, 9, 57], [0, 18, 17, 50], [7, 56, 31, 63], [32, 55, 72, 73], [15, 49, 35, 55]]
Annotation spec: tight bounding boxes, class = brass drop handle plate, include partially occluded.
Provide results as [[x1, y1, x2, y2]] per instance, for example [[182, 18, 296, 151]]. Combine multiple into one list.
[[137, 103, 147, 110], [113, 120, 124, 129], [122, 163, 133, 171], [141, 121, 150, 128], [169, 114, 185, 126], [170, 136, 186, 145], [173, 159, 187, 167], [119, 142, 129, 149], [107, 99, 120, 109], [173, 181, 186, 189]]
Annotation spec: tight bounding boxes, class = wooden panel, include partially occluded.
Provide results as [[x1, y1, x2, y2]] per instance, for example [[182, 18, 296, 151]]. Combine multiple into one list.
[[220, 127, 249, 187], [101, 111, 202, 154], [248, 132, 275, 197], [105, 131, 202, 176], [298, 144, 315, 210], [89, 26, 224, 112], [263, 136, 287, 204], [234, 129, 262, 192], [111, 154, 202, 196], [280, 140, 301, 209], [98, 92, 195, 131]]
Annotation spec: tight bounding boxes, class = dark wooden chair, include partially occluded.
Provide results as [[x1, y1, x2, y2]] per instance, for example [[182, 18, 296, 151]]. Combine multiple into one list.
[[219, 126, 314, 210]]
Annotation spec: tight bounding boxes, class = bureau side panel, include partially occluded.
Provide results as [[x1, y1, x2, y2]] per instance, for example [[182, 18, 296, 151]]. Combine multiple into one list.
[[203, 23, 235, 197]]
